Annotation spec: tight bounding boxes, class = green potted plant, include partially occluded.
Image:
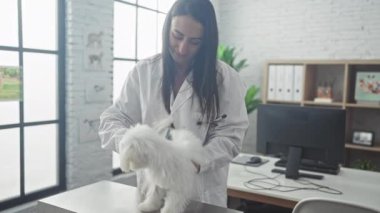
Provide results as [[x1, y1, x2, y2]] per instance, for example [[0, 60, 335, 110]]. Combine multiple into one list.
[[217, 45, 261, 114], [353, 159, 377, 171]]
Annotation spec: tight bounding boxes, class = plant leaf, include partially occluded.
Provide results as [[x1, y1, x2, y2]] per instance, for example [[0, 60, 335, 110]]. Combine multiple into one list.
[[245, 85, 259, 103], [246, 99, 261, 114], [217, 45, 225, 59], [245, 85, 261, 113], [235, 59, 248, 72]]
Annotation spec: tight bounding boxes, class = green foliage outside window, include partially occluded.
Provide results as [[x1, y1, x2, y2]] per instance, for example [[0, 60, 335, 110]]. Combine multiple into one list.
[[0, 66, 21, 100]]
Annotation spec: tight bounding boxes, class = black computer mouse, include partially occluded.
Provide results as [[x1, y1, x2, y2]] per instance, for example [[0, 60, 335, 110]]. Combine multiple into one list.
[[249, 156, 262, 164]]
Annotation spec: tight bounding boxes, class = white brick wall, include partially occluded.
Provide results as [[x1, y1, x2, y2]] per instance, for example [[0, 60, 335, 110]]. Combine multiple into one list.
[[65, 0, 113, 189], [214, 0, 380, 153]]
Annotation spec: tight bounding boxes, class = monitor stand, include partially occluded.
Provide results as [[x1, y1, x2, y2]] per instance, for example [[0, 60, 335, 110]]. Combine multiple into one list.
[[272, 146, 324, 180]]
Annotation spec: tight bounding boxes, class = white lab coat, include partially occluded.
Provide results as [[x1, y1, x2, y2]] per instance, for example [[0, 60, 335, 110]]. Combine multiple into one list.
[[99, 54, 249, 207]]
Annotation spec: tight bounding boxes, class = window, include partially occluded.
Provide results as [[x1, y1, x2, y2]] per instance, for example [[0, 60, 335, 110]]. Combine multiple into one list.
[[0, 0, 65, 210], [112, 0, 174, 174]]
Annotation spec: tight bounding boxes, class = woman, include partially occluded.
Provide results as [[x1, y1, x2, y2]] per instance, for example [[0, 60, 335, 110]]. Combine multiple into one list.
[[99, 0, 249, 207]]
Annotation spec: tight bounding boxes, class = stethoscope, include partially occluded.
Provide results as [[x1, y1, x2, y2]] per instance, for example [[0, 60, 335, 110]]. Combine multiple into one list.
[[196, 114, 227, 126]]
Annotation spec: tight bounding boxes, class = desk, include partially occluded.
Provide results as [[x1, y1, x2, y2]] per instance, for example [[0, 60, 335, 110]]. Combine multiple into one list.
[[38, 180, 242, 213], [228, 154, 380, 211]]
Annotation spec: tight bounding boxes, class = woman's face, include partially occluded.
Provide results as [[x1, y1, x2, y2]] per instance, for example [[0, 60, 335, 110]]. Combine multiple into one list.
[[169, 15, 203, 70]]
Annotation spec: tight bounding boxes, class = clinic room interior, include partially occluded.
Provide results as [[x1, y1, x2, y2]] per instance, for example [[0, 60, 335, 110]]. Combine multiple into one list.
[[1, 0, 380, 213]]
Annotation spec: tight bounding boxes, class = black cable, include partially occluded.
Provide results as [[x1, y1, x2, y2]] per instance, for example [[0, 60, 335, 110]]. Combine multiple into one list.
[[243, 166, 343, 195], [295, 179, 343, 195]]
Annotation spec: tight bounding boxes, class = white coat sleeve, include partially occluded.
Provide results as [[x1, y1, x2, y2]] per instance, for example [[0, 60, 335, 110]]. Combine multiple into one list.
[[199, 69, 249, 173], [98, 67, 142, 153]]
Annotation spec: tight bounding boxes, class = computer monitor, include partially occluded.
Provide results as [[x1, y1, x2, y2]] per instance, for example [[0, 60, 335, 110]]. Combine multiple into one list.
[[257, 104, 346, 179]]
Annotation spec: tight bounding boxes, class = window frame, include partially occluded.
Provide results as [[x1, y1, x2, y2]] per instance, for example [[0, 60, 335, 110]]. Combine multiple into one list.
[[112, 0, 168, 175], [0, 0, 66, 210]]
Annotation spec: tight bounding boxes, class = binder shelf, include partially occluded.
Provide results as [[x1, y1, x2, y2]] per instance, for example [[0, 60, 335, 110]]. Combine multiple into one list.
[[262, 60, 380, 171]]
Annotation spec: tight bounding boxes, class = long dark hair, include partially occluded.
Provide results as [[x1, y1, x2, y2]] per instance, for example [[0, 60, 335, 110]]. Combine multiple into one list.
[[162, 0, 219, 121]]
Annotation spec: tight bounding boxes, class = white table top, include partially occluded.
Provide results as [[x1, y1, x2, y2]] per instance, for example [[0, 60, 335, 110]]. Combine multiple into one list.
[[228, 154, 380, 211], [38, 180, 242, 213]]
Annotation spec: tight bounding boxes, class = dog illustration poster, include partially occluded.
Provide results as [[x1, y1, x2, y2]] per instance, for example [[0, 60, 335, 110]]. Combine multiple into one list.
[[85, 78, 111, 103], [79, 111, 101, 143], [0, 66, 21, 101], [84, 30, 104, 72]]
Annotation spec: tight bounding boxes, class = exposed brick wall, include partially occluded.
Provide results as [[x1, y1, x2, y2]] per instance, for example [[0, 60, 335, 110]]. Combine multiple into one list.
[[65, 0, 113, 189]]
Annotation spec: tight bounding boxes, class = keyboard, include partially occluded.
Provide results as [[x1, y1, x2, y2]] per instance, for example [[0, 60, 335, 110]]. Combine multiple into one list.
[[275, 159, 340, 175]]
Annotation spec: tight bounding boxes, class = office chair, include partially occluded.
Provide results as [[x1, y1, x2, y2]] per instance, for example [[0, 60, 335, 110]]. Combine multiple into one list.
[[292, 198, 379, 213]]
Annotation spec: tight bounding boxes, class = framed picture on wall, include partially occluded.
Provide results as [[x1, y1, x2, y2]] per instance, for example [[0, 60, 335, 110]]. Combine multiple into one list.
[[84, 30, 105, 72], [355, 72, 380, 105], [352, 130, 374, 146], [79, 111, 101, 143], [85, 78, 111, 103]]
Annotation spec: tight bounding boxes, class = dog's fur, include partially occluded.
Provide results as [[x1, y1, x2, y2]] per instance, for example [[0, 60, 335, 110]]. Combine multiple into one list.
[[119, 119, 205, 213]]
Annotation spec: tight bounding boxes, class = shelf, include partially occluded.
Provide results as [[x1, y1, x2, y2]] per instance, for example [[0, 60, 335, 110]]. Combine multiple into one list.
[[303, 101, 343, 107], [345, 143, 380, 153], [345, 103, 380, 109], [264, 60, 380, 171], [266, 100, 301, 105]]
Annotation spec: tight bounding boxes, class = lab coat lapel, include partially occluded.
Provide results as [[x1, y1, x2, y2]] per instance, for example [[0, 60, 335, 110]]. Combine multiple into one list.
[[170, 73, 194, 114]]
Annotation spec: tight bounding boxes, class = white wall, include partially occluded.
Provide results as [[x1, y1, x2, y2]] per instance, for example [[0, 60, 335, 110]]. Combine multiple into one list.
[[214, 0, 380, 154]]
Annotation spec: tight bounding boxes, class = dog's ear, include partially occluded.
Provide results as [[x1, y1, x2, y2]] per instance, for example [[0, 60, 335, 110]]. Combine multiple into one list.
[[119, 141, 138, 172]]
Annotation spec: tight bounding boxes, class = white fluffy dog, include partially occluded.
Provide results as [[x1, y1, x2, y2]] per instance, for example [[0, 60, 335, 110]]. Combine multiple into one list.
[[119, 119, 205, 213]]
